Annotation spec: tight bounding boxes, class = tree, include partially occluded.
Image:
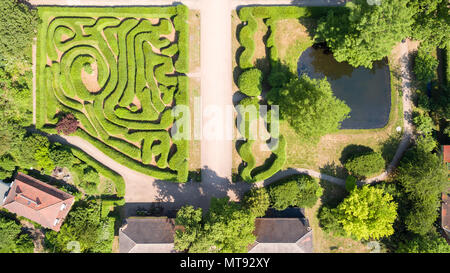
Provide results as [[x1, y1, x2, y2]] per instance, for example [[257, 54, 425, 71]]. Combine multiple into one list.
[[238, 68, 262, 97], [267, 74, 350, 142], [316, 0, 413, 68], [56, 113, 79, 135], [268, 174, 322, 210], [174, 197, 257, 253], [412, 111, 434, 135], [242, 187, 270, 217], [395, 148, 449, 235], [344, 151, 385, 179], [333, 186, 398, 240], [45, 201, 113, 253], [413, 47, 438, 85], [0, 0, 40, 69], [408, 0, 450, 50], [0, 216, 33, 253], [49, 144, 75, 168], [396, 232, 450, 253], [345, 175, 357, 192], [0, 154, 16, 179]]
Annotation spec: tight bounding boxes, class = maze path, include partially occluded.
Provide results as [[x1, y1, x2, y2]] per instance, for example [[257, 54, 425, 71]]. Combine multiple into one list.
[[36, 6, 190, 182]]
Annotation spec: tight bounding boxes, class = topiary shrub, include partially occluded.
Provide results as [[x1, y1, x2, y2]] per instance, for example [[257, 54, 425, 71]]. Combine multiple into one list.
[[344, 152, 385, 179], [238, 68, 262, 97], [56, 113, 79, 135], [268, 174, 322, 210], [242, 187, 270, 217]]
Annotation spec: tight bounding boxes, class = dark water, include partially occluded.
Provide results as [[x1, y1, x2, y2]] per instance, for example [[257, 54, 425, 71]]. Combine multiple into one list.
[[297, 47, 391, 129]]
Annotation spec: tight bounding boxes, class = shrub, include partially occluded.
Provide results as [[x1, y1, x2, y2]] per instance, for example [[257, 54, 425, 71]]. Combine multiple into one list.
[[238, 68, 262, 97], [56, 113, 79, 135], [242, 187, 270, 217], [268, 174, 322, 210], [344, 152, 385, 179], [412, 112, 434, 135], [413, 46, 438, 85], [345, 175, 357, 192]]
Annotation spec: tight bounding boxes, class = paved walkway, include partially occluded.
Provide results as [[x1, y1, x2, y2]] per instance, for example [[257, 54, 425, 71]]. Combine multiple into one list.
[[29, 0, 414, 216]]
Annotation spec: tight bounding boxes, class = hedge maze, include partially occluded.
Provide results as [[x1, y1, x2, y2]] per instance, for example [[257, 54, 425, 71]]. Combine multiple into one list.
[[36, 6, 190, 182]]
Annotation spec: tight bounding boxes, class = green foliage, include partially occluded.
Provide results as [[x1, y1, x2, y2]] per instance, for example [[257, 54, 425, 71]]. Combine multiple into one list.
[[174, 197, 257, 253], [318, 206, 346, 237], [0, 216, 33, 253], [413, 47, 438, 85], [344, 152, 385, 179], [36, 7, 190, 182], [396, 231, 450, 253], [238, 68, 263, 97], [333, 186, 398, 241], [395, 148, 449, 235], [345, 175, 357, 192], [268, 174, 322, 210], [267, 74, 350, 142], [409, 0, 450, 50], [316, 0, 413, 68], [412, 112, 434, 135], [415, 134, 437, 153], [45, 200, 113, 253], [49, 144, 75, 168], [0, 154, 16, 179], [242, 187, 270, 217], [0, 0, 40, 68]]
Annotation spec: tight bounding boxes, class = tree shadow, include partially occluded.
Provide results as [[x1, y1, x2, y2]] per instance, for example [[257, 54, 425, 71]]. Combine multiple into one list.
[[319, 161, 347, 179], [318, 179, 348, 208], [380, 132, 402, 164], [339, 144, 374, 165]]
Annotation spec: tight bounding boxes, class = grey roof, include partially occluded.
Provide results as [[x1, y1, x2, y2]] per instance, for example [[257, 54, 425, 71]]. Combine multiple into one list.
[[0, 180, 11, 206], [249, 217, 313, 253], [119, 217, 176, 253]]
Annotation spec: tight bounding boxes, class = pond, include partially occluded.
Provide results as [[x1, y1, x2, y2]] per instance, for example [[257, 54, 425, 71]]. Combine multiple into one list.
[[297, 47, 391, 129]]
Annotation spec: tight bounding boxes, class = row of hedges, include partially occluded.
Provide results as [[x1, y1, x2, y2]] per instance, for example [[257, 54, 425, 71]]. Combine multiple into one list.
[[71, 147, 125, 197], [36, 6, 190, 182]]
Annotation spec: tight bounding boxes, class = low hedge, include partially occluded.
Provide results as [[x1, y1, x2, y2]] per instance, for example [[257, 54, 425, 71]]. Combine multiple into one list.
[[344, 151, 385, 179], [71, 147, 125, 197]]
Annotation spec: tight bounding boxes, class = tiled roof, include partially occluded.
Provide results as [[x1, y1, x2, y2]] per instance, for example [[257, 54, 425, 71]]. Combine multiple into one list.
[[443, 145, 450, 163], [119, 217, 176, 253], [1, 173, 74, 231], [249, 213, 313, 253]]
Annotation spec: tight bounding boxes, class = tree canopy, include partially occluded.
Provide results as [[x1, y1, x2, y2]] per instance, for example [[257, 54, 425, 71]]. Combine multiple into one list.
[[321, 186, 398, 241], [174, 197, 256, 253], [0, 215, 34, 253], [395, 148, 449, 235], [316, 0, 413, 68], [242, 187, 270, 217], [0, 0, 40, 69], [396, 232, 450, 253], [267, 74, 350, 142]]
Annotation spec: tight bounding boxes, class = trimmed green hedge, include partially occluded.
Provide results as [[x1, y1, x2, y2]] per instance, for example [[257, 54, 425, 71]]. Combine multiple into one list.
[[238, 68, 263, 97], [36, 6, 190, 182], [71, 147, 125, 197]]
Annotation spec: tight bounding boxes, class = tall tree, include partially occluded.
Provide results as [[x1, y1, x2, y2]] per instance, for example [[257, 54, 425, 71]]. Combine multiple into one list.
[[333, 186, 398, 240], [267, 75, 350, 142], [316, 0, 414, 68], [174, 197, 257, 253], [0, 0, 40, 69]]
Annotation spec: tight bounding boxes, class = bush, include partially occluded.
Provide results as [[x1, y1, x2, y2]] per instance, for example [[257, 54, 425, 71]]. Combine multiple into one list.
[[344, 152, 385, 179], [56, 113, 79, 135], [412, 112, 434, 135], [268, 174, 322, 210], [242, 187, 270, 217], [238, 68, 262, 97], [413, 46, 438, 85], [345, 176, 357, 192]]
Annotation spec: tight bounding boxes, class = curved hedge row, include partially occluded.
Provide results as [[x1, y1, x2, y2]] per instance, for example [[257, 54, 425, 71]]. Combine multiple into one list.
[[36, 6, 190, 182]]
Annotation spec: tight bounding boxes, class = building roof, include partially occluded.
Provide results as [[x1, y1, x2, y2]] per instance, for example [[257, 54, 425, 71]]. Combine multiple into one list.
[[119, 217, 176, 253], [1, 172, 74, 231], [249, 217, 313, 253], [443, 145, 450, 163]]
